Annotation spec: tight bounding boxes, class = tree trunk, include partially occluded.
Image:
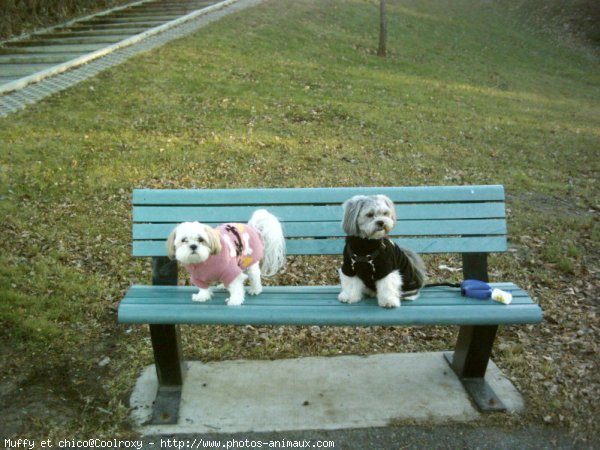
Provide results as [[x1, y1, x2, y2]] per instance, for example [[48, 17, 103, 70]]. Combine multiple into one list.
[[377, 0, 387, 57]]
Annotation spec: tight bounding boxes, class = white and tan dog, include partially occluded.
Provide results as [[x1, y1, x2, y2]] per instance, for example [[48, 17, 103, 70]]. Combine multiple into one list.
[[338, 195, 426, 308], [167, 209, 286, 306]]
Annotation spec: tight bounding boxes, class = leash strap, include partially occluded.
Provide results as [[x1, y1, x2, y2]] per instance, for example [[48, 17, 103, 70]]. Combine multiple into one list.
[[224, 225, 244, 259]]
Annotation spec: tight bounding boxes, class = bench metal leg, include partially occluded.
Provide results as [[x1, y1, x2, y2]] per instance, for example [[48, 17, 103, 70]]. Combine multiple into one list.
[[147, 257, 185, 425], [446, 253, 505, 411], [148, 324, 185, 424], [444, 325, 506, 412], [152, 256, 178, 285], [462, 252, 489, 282]]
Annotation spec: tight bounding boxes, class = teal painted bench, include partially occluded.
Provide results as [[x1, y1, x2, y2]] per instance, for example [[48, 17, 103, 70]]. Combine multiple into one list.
[[118, 185, 542, 424]]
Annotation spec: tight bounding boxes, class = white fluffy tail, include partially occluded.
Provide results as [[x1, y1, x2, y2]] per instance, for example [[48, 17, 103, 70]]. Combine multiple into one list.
[[249, 209, 286, 277]]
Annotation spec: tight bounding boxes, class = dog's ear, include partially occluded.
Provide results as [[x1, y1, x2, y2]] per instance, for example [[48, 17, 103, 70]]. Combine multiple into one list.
[[166, 226, 178, 260], [378, 195, 396, 224], [205, 225, 222, 255], [341, 195, 367, 236]]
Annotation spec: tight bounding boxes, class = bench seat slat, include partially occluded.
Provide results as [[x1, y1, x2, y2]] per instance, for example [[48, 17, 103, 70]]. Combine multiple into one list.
[[133, 185, 505, 206], [121, 285, 534, 306], [133, 219, 508, 240], [118, 285, 542, 327], [133, 202, 506, 223], [118, 304, 542, 327]]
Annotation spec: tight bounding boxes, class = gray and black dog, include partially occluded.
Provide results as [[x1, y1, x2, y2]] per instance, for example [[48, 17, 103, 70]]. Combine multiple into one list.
[[338, 194, 426, 308]]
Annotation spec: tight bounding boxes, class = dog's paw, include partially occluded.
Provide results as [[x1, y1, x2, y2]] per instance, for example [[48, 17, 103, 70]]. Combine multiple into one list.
[[378, 296, 401, 308], [338, 291, 361, 304], [247, 285, 262, 296], [192, 290, 211, 302], [226, 295, 245, 306]]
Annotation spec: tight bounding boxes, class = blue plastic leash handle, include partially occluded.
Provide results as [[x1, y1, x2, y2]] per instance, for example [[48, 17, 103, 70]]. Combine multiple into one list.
[[461, 279, 492, 299]]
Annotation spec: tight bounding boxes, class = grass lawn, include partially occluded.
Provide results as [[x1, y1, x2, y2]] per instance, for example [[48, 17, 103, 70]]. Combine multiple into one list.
[[1, 0, 599, 442]]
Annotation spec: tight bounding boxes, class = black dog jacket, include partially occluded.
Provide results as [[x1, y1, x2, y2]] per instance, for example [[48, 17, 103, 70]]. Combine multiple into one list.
[[341, 236, 425, 295]]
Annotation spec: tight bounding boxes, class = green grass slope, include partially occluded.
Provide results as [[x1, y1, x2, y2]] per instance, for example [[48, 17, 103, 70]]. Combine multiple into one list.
[[0, 0, 598, 441]]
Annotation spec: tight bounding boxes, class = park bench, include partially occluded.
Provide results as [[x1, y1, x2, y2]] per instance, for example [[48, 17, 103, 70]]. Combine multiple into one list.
[[118, 185, 543, 424]]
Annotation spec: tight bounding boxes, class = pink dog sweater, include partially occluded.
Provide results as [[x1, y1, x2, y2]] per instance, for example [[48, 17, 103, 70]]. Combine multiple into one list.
[[184, 223, 263, 289]]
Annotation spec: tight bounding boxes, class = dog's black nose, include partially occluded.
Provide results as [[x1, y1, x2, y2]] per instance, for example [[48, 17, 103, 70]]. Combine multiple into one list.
[[376, 220, 385, 227], [190, 244, 198, 251]]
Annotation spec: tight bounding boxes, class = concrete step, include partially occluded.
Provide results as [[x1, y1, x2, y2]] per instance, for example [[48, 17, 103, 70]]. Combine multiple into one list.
[[0, 54, 82, 64], [130, 352, 524, 435]]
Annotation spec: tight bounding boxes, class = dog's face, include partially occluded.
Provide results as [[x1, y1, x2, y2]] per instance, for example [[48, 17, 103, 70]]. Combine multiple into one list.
[[342, 195, 397, 239], [166, 222, 222, 265]]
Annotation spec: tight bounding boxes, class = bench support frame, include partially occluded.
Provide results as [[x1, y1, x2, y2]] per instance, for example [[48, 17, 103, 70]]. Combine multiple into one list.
[[146, 253, 508, 421], [443, 253, 506, 411], [142, 246, 518, 421], [148, 257, 185, 425]]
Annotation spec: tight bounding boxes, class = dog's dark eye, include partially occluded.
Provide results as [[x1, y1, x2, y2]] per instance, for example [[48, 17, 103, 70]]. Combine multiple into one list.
[[366, 212, 375, 218], [197, 236, 205, 243], [181, 238, 188, 243]]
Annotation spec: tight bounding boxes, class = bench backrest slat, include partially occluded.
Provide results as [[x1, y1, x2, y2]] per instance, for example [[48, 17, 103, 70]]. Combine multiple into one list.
[[133, 202, 505, 223], [133, 185, 505, 205], [132, 185, 507, 257]]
